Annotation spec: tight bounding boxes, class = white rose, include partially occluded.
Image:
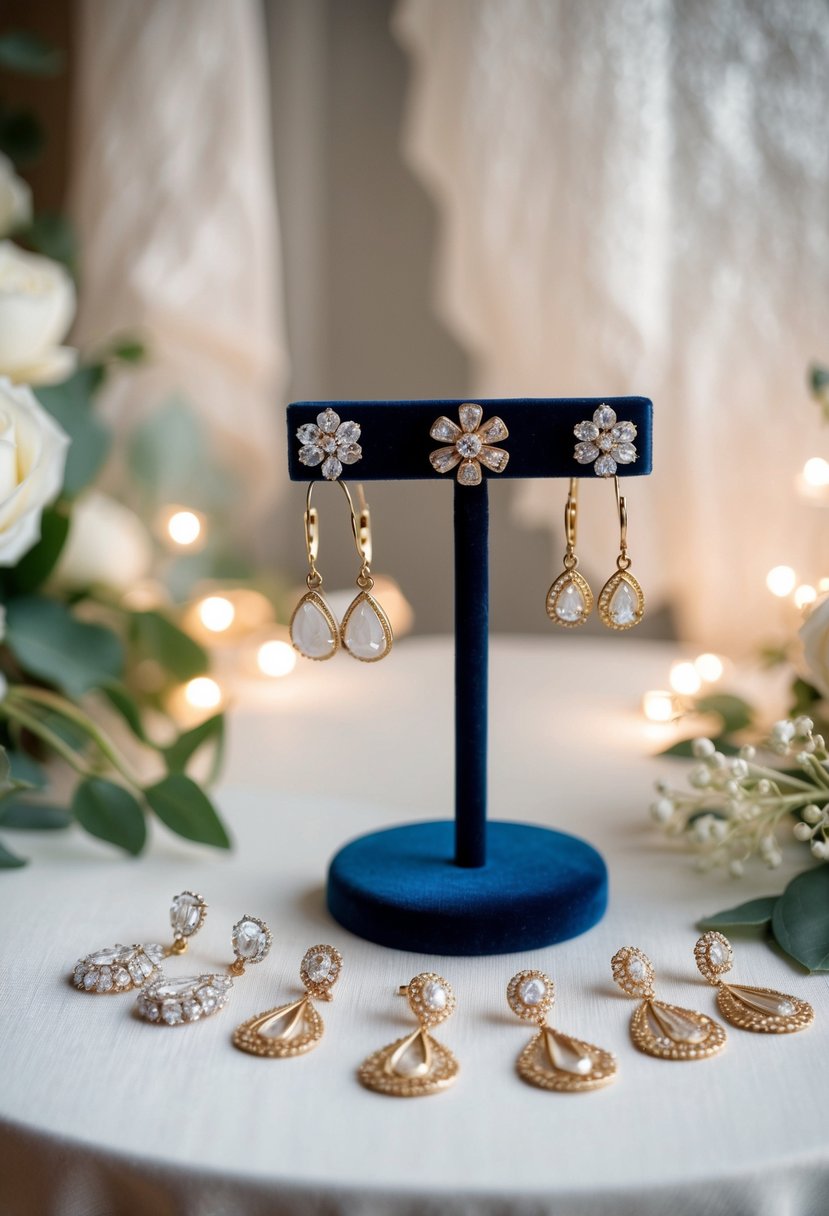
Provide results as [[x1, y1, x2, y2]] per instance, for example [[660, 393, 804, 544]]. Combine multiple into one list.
[[53, 491, 154, 592], [0, 154, 32, 238], [0, 377, 70, 565], [800, 594, 829, 699], [0, 241, 77, 385]]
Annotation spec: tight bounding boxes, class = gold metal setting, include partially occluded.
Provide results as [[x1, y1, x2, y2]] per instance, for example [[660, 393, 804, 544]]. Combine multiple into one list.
[[546, 479, 593, 627], [597, 478, 645, 630], [507, 969, 617, 1093], [694, 931, 814, 1034], [611, 946, 727, 1061], [233, 943, 343, 1058], [290, 590, 340, 661], [429, 403, 510, 486], [358, 972, 459, 1097]]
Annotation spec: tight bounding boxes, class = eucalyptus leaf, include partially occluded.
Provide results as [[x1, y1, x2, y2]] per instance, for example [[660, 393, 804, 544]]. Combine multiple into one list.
[[0, 31, 64, 75], [8, 507, 70, 594], [694, 694, 754, 735], [7, 751, 46, 789], [772, 866, 829, 972], [6, 597, 124, 698], [72, 778, 146, 856], [0, 800, 71, 830], [130, 611, 208, 681], [163, 713, 224, 776], [698, 896, 778, 930], [0, 839, 27, 868], [144, 774, 230, 849], [100, 684, 149, 744], [35, 375, 110, 496], [0, 748, 10, 787]]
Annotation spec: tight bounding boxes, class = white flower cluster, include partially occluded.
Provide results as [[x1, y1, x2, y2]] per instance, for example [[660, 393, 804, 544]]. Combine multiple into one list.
[[651, 716, 829, 875]]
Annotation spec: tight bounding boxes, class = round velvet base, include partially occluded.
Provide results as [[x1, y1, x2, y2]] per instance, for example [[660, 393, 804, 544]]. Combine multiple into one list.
[[326, 820, 608, 956]]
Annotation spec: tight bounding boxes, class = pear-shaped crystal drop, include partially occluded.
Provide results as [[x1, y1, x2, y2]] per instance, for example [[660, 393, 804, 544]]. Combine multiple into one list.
[[555, 581, 586, 623], [610, 581, 638, 626], [727, 984, 796, 1017], [543, 1028, 593, 1075], [342, 597, 390, 660], [291, 598, 336, 659], [647, 1002, 707, 1044]]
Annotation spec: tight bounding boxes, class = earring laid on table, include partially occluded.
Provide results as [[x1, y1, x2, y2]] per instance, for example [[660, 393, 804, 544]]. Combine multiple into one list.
[[611, 946, 727, 1060], [597, 477, 644, 630], [694, 932, 814, 1034], [507, 970, 617, 1092], [546, 478, 593, 626], [71, 890, 207, 995], [339, 483, 393, 662], [136, 915, 272, 1026], [358, 972, 459, 1097], [233, 943, 343, 1057]]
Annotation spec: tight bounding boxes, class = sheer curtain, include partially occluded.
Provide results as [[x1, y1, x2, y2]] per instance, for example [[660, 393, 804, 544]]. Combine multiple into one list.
[[394, 0, 829, 653]]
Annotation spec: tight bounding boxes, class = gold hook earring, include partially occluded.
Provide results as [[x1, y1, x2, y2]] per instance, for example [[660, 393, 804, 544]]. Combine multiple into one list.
[[546, 478, 594, 626], [598, 478, 645, 630], [340, 483, 393, 662], [289, 481, 341, 660]]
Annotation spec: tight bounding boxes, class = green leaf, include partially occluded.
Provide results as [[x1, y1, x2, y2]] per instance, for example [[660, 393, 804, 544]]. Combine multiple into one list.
[[100, 683, 149, 744], [0, 32, 64, 76], [72, 778, 146, 855], [7, 750, 46, 789], [810, 363, 829, 395], [659, 735, 740, 758], [22, 211, 77, 271], [0, 838, 27, 868], [790, 677, 821, 717], [694, 694, 754, 735], [0, 799, 71, 830], [109, 338, 146, 364], [0, 747, 10, 788], [163, 713, 224, 776], [35, 371, 110, 496], [7, 507, 69, 593], [144, 774, 230, 849], [698, 896, 778, 930], [772, 866, 829, 972], [5, 596, 124, 698], [130, 611, 208, 681], [0, 108, 44, 165]]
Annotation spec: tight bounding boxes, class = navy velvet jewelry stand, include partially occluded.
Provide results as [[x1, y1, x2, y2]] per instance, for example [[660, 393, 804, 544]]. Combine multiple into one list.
[[287, 398, 653, 955]]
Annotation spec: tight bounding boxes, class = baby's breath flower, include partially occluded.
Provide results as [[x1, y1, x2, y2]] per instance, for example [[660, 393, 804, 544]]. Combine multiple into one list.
[[793, 822, 814, 841], [692, 738, 715, 758]]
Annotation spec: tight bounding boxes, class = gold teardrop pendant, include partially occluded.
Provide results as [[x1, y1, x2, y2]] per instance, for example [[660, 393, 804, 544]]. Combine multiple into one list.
[[598, 568, 645, 630], [630, 999, 727, 1060], [516, 1026, 617, 1092], [358, 1025, 459, 1097], [233, 996, 324, 1058], [717, 983, 814, 1034], [290, 590, 340, 661], [546, 569, 594, 628], [341, 591, 393, 663]]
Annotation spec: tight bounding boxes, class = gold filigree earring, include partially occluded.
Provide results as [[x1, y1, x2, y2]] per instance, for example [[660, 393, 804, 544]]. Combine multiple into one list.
[[694, 932, 814, 1033], [611, 946, 727, 1060], [597, 477, 644, 630], [71, 891, 207, 994], [339, 484, 393, 662], [358, 972, 459, 1097], [546, 478, 593, 626], [290, 481, 340, 660], [233, 943, 343, 1057], [507, 969, 617, 1092]]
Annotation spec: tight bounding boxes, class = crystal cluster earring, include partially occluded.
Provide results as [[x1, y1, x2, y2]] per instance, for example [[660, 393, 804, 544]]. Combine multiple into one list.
[[358, 973, 459, 1097], [611, 946, 727, 1060], [233, 943, 343, 1057], [694, 932, 814, 1033], [136, 915, 272, 1026], [546, 478, 593, 626], [429, 403, 510, 486], [72, 890, 207, 995], [507, 969, 617, 1092]]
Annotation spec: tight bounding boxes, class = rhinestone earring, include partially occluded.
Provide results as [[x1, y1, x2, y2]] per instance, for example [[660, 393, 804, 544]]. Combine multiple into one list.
[[72, 890, 207, 995], [507, 969, 617, 1092], [290, 481, 341, 661], [136, 915, 272, 1027], [358, 972, 459, 1097], [694, 932, 814, 1033], [546, 478, 593, 626], [611, 946, 727, 1060], [339, 483, 393, 662], [233, 943, 343, 1058], [597, 477, 644, 630]]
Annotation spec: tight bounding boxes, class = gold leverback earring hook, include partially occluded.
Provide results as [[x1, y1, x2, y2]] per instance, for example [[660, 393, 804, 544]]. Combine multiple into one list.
[[614, 476, 628, 560], [564, 477, 579, 556]]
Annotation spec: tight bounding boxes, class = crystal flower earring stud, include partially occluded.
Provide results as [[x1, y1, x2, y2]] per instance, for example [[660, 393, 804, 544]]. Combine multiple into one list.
[[136, 915, 272, 1026], [507, 969, 617, 1092], [573, 403, 637, 477], [429, 403, 509, 486], [597, 477, 644, 630], [694, 932, 814, 1034], [358, 972, 459, 1097], [71, 890, 207, 995], [233, 943, 343, 1057], [296, 407, 362, 481], [546, 478, 593, 627], [611, 946, 727, 1060]]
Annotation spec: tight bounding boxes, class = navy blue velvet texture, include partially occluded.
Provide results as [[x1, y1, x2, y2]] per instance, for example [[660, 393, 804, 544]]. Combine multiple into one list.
[[286, 397, 653, 482], [327, 820, 609, 955], [454, 481, 487, 867]]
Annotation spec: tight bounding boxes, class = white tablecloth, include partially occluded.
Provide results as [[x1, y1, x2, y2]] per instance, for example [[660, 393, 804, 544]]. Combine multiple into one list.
[[1, 637, 827, 1216]]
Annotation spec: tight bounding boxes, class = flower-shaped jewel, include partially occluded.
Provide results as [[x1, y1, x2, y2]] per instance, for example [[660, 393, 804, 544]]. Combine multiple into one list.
[[429, 403, 509, 486], [297, 408, 362, 481], [573, 404, 637, 477]]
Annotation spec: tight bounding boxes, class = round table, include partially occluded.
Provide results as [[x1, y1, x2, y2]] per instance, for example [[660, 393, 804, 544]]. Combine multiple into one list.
[[1, 637, 826, 1216]]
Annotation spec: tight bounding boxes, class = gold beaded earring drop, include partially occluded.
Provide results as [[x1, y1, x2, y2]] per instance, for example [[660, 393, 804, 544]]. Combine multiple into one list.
[[358, 973, 459, 1097], [597, 478, 645, 630], [546, 478, 594, 626], [694, 932, 814, 1033]]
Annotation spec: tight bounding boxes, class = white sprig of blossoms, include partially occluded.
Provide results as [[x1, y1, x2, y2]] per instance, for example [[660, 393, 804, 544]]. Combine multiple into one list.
[[651, 716, 829, 876]]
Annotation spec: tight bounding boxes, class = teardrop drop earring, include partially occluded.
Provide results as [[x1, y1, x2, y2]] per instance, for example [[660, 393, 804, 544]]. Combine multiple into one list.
[[340, 484, 393, 662], [507, 969, 617, 1092], [358, 972, 459, 1096], [694, 931, 814, 1033], [610, 945, 727, 1060], [233, 943, 343, 1057], [597, 478, 645, 630], [290, 482, 340, 661], [546, 478, 593, 626]]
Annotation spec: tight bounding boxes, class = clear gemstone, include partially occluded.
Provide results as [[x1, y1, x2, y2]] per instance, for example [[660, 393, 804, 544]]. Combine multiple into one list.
[[232, 919, 270, 963], [291, 599, 336, 659], [599, 435, 613, 452], [171, 893, 203, 938], [574, 441, 599, 464], [430, 417, 461, 443], [89, 946, 127, 966], [728, 985, 797, 1017], [479, 417, 508, 443], [114, 969, 130, 988], [161, 1001, 183, 1025], [648, 1002, 707, 1044], [298, 444, 323, 467], [338, 442, 362, 465], [456, 433, 482, 458], [317, 408, 340, 433], [610, 581, 639, 626], [182, 998, 202, 1021], [321, 456, 342, 481], [322, 437, 338, 454], [73, 965, 85, 984], [306, 952, 333, 983], [151, 977, 206, 999], [83, 971, 98, 991], [198, 986, 218, 1012], [343, 597, 390, 660], [458, 403, 483, 432], [458, 461, 481, 485], [555, 581, 586, 622], [627, 957, 647, 981], [708, 940, 727, 967], [544, 1029, 593, 1075], [296, 423, 321, 445], [145, 1003, 159, 1022], [97, 968, 113, 993], [430, 446, 461, 474], [574, 421, 599, 441], [336, 420, 361, 444], [594, 455, 617, 477], [519, 977, 548, 1006], [593, 404, 616, 429], [478, 446, 509, 473], [614, 442, 637, 464], [611, 421, 637, 442], [422, 980, 447, 1011], [136, 952, 155, 978]]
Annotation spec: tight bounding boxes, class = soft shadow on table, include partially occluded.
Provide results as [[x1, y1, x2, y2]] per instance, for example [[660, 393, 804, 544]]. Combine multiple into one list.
[[296, 884, 334, 930]]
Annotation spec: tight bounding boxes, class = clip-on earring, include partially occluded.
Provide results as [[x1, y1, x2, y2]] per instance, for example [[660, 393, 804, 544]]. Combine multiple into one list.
[[507, 969, 617, 1092], [694, 932, 814, 1033], [546, 478, 594, 626], [358, 972, 459, 1097], [72, 890, 207, 995], [611, 946, 727, 1060], [597, 477, 644, 630], [233, 943, 343, 1057], [136, 915, 272, 1026], [339, 483, 393, 662]]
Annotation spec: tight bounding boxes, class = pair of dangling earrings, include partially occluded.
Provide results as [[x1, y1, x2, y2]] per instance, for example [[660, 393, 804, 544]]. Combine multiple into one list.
[[546, 475, 645, 630], [290, 481, 393, 663]]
